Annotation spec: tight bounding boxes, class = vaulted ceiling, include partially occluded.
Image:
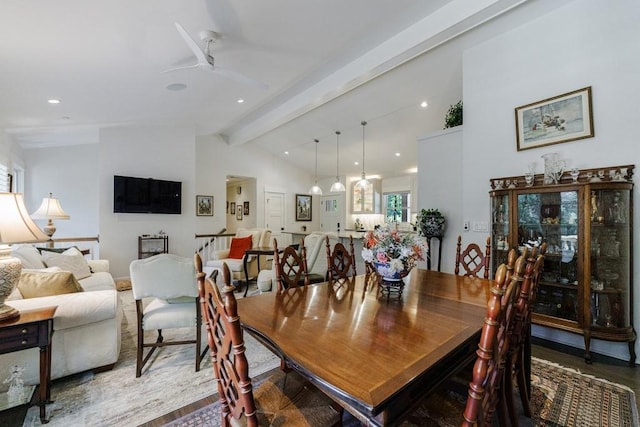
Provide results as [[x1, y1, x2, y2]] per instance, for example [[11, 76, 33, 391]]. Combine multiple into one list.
[[0, 0, 533, 178]]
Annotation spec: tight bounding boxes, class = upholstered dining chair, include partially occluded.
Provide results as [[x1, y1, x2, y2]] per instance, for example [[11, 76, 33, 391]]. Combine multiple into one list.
[[461, 254, 526, 426], [272, 238, 311, 292], [129, 253, 207, 378], [325, 235, 357, 281], [455, 235, 491, 279], [199, 262, 343, 426]]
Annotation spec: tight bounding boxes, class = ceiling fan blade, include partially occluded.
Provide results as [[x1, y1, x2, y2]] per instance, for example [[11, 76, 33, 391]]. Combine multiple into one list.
[[161, 63, 203, 74], [174, 22, 208, 66], [212, 65, 268, 90]]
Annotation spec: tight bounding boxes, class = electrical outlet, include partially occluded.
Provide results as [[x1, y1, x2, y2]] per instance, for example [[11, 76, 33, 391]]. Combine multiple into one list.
[[463, 220, 470, 232]]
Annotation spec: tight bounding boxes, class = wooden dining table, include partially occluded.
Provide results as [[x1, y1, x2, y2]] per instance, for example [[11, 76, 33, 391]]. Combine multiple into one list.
[[236, 269, 494, 426]]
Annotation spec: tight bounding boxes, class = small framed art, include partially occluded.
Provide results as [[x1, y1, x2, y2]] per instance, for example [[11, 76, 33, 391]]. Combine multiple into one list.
[[230, 202, 236, 215], [196, 195, 213, 216], [295, 194, 312, 221], [243, 201, 250, 216], [236, 209, 243, 220]]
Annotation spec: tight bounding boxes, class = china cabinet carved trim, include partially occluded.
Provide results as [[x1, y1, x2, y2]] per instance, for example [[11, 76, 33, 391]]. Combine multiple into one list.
[[489, 164, 635, 365]]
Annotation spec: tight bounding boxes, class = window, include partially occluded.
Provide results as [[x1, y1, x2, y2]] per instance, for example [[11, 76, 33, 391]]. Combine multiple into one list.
[[384, 192, 411, 223]]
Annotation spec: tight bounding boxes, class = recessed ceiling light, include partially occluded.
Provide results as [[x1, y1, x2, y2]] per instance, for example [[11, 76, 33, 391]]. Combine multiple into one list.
[[48, 99, 60, 104], [166, 83, 187, 91], [284, 151, 289, 155], [237, 99, 244, 104], [61, 116, 71, 120], [395, 152, 400, 157], [354, 161, 359, 166], [420, 101, 428, 108]]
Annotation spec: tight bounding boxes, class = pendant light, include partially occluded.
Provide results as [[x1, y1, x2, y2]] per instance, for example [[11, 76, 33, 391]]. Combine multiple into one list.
[[309, 138, 323, 196], [355, 121, 370, 189], [329, 131, 346, 192]]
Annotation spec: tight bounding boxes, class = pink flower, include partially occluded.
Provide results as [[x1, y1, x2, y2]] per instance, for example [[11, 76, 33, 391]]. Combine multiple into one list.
[[376, 252, 388, 263]]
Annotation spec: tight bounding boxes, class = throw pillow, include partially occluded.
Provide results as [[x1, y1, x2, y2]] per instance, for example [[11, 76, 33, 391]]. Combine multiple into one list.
[[41, 248, 92, 280], [228, 236, 253, 259], [17, 271, 84, 299], [11, 245, 47, 269]]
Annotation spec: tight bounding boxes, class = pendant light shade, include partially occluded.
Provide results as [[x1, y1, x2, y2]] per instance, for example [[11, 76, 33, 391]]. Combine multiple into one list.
[[309, 138, 323, 196], [329, 130, 346, 192], [355, 121, 370, 189]]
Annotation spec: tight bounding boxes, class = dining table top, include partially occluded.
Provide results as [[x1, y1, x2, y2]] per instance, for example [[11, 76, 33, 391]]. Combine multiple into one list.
[[236, 269, 494, 426]]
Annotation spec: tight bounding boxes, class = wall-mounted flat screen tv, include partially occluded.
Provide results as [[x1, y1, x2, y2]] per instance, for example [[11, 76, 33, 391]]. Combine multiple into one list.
[[113, 175, 182, 214]]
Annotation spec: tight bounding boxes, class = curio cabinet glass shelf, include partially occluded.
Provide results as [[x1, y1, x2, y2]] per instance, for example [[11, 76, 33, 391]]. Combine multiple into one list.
[[489, 164, 635, 364]]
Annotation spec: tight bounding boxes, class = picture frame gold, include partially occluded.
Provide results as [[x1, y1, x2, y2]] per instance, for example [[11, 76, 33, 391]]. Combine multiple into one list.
[[515, 86, 594, 151]]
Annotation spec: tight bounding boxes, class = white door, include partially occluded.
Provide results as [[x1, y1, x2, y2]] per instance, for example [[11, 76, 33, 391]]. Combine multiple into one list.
[[320, 194, 345, 232], [265, 191, 285, 246]]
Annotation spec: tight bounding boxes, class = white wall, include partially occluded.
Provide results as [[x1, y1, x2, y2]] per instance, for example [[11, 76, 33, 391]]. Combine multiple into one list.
[[417, 126, 462, 272], [196, 134, 321, 235], [23, 144, 99, 240], [462, 0, 640, 360], [99, 126, 197, 278]]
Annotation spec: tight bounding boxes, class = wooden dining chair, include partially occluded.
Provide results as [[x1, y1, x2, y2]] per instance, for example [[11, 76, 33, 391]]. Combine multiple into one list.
[[461, 254, 526, 426], [325, 235, 357, 281], [199, 262, 343, 427], [455, 235, 491, 279], [504, 243, 547, 424], [272, 238, 310, 292]]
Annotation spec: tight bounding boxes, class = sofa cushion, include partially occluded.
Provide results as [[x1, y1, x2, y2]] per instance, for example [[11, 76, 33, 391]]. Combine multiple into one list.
[[5, 289, 119, 330], [11, 245, 47, 269], [78, 271, 116, 292], [17, 270, 84, 299], [42, 248, 92, 280], [228, 236, 253, 259]]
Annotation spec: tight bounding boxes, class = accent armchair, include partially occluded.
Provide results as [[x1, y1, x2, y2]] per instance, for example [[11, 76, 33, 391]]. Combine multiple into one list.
[[129, 253, 207, 378], [205, 228, 271, 284]]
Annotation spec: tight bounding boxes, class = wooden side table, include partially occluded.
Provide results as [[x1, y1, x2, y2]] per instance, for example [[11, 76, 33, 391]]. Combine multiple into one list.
[[0, 306, 57, 424]]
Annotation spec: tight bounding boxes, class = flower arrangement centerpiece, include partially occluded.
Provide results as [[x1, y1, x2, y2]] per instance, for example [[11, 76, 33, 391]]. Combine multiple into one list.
[[362, 225, 428, 281]]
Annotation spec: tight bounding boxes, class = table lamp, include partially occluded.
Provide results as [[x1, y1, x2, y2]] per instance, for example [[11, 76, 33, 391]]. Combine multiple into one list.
[[0, 193, 49, 320], [30, 192, 70, 238]]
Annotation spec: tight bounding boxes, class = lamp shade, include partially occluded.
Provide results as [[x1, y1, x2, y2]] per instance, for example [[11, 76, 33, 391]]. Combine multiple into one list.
[[31, 193, 70, 220], [0, 192, 50, 244]]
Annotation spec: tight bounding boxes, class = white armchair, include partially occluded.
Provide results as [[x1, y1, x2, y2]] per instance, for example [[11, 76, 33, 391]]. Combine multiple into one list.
[[257, 232, 339, 293], [205, 228, 272, 284], [129, 254, 205, 378]]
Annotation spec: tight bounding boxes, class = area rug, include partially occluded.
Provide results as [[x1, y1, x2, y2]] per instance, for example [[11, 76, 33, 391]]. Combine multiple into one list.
[[153, 357, 639, 427], [21, 289, 280, 427]]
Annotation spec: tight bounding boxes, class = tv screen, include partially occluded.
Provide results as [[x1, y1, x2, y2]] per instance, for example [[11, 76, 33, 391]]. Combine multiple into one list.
[[113, 175, 182, 214]]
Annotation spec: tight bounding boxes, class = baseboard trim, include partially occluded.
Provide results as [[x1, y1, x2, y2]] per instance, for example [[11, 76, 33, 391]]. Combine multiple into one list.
[[532, 336, 635, 367]]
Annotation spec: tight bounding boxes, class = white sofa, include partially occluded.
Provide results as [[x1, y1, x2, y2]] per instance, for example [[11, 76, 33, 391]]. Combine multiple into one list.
[[0, 245, 122, 390]]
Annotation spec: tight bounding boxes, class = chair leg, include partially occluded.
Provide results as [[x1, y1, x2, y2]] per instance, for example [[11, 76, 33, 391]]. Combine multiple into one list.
[[516, 349, 532, 417], [195, 298, 202, 372]]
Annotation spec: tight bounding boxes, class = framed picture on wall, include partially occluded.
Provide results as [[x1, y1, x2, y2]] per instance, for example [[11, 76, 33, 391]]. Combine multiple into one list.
[[243, 201, 249, 215], [196, 195, 213, 216], [515, 86, 594, 151], [295, 194, 312, 221], [236, 209, 243, 220], [230, 202, 236, 214]]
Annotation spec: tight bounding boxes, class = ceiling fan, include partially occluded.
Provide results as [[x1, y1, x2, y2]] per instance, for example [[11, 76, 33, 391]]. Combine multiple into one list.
[[163, 22, 268, 90]]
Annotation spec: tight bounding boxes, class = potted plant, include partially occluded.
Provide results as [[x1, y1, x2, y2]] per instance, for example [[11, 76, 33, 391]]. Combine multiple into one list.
[[417, 208, 446, 238], [444, 100, 463, 129]]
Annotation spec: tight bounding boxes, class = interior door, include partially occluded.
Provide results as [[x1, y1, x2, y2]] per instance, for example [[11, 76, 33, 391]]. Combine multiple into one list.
[[265, 191, 285, 246], [320, 194, 345, 232]]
